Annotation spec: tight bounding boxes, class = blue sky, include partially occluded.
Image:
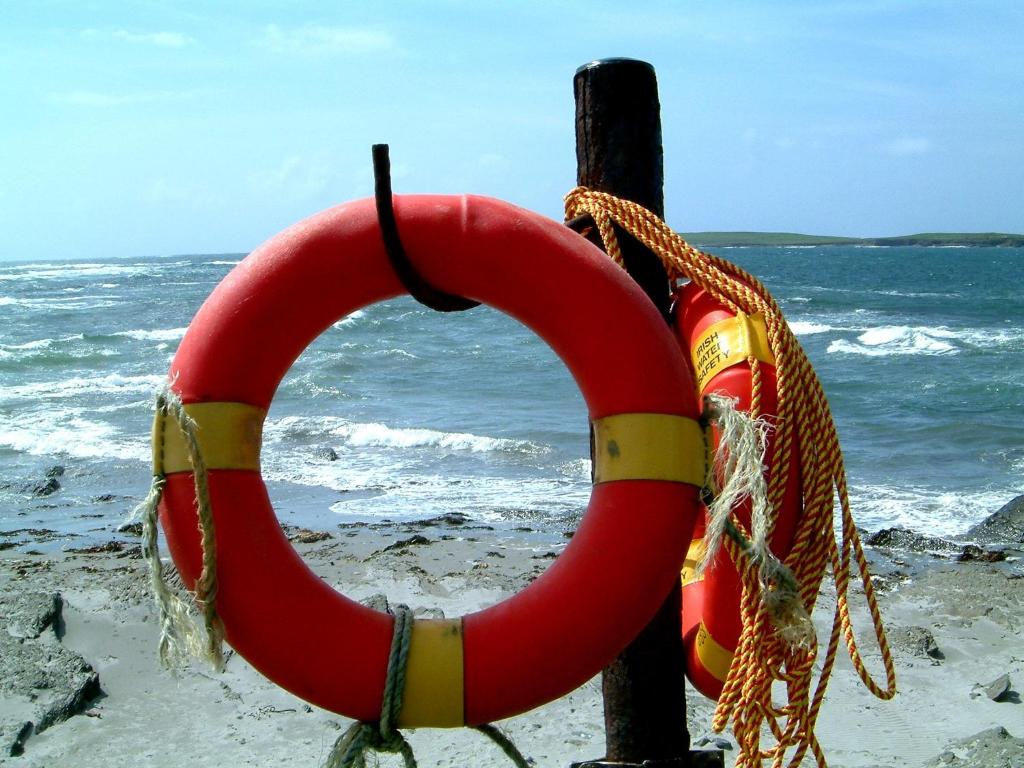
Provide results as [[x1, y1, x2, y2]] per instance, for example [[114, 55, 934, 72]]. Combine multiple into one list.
[[2, 0, 1022, 261]]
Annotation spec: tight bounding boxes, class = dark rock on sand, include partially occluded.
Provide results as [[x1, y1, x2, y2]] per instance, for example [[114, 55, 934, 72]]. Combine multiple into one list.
[[0, 591, 101, 756], [970, 673, 1013, 702], [381, 535, 431, 552], [2, 720, 33, 757], [406, 512, 470, 528], [865, 527, 959, 553], [26, 477, 60, 497], [965, 494, 1024, 544], [288, 528, 332, 544], [693, 734, 733, 750], [894, 625, 943, 661], [957, 544, 1008, 563], [19, 466, 66, 497], [117, 521, 144, 536], [1, 590, 61, 639], [67, 540, 125, 555], [925, 726, 1024, 767]]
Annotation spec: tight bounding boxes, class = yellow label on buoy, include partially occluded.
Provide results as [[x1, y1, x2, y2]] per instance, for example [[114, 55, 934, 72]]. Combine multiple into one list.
[[691, 313, 774, 393]]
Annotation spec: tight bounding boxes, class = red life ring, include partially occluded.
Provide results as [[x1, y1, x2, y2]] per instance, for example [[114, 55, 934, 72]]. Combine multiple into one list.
[[154, 194, 705, 727], [673, 281, 802, 700]]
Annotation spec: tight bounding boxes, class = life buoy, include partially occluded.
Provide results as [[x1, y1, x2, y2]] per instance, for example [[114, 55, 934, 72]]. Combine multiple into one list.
[[154, 194, 705, 727], [673, 281, 802, 700]]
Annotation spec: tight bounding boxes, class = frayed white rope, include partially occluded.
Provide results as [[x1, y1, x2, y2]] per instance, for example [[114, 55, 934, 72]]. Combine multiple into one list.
[[131, 386, 225, 671], [700, 393, 815, 649], [698, 393, 771, 577]]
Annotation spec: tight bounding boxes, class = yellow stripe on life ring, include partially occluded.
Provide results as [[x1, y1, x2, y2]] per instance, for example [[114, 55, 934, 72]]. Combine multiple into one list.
[[152, 401, 265, 475], [691, 313, 774, 394], [398, 618, 464, 727], [591, 413, 704, 487], [695, 621, 734, 683]]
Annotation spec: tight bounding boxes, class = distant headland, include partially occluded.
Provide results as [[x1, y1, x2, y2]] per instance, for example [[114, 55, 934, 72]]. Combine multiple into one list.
[[680, 232, 1024, 248]]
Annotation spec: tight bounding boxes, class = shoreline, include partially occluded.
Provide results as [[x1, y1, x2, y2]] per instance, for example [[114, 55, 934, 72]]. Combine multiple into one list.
[[2, 514, 1022, 767]]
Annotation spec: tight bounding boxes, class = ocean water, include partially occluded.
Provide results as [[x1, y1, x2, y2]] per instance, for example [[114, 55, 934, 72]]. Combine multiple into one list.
[[1, 244, 1021, 547]]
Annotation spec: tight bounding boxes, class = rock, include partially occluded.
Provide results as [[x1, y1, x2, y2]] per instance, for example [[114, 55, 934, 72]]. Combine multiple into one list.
[[975, 673, 1012, 702], [288, 528, 332, 544], [315, 446, 339, 461], [957, 544, 1008, 562], [26, 477, 61, 497], [0, 591, 61, 639], [966, 494, 1024, 544], [1, 720, 33, 758], [19, 466, 67, 496], [67, 540, 124, 555], [894, 626, 943, 661], [361, 593, 390, 612], [117, 521, 144, 536], [865, 527, 959, 553], [924, 726, 1024, 767], [94, 493, 117, 503], [381, 535, 431, 552], [694, 734, 733, 750], [406, 512, 469, 528], [0, 591, 102, 753]]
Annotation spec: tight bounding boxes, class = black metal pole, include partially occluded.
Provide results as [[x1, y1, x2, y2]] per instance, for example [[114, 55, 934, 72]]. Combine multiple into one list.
[[573, 57, 688, 766]]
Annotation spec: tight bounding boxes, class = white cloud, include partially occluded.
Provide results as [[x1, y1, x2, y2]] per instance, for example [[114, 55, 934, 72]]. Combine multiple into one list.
[[883, 137, 933, 156], [256, 24, 396, 56], [249, 155, 338, 198], [114, 30, 195, 48], [81, 28, 195, 48]]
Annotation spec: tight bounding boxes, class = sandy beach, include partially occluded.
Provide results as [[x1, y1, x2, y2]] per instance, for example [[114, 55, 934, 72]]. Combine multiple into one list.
[[2, 508, 1022, 768]]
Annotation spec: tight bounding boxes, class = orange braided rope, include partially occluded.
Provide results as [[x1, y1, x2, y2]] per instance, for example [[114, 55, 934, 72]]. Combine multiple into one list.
[[564, 188, 897, 768]]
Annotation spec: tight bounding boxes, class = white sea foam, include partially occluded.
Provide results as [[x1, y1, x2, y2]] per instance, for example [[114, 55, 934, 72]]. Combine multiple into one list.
[[0, 295, 120, 310], [264, 415, 545, 455], [258, 415, 578, 522], [558, 458, 592, 480], [332, 309, 367, 328], [0, 407, 148, 462], [315, 473, 587, 522], [0, 262, 156, 282], [826, 323, 1024, 357], [788, 321, 833, 336], [204, 260, 242, 266], [0, 334, 85, 351], [827, 325, 958, 356], [0, 373, 164, 401], [849, 483, 1018, 537], [877, 289, 959, 299], [112, 327, 188, 342], [372, 348, 417, 359]]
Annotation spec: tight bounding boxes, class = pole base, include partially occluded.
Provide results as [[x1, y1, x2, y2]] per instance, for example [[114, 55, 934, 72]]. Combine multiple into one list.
[[570, 751, 725, 768]]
